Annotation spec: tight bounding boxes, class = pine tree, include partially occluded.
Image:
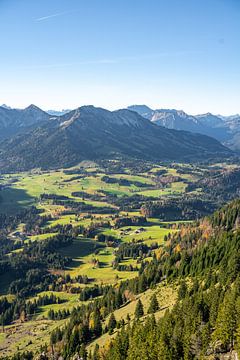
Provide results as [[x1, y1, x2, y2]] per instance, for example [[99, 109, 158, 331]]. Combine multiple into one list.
[[138, 274, 147, 293], [135, 299, 144, 319], [148, 294, 159, 314], [178, 280, 188, 300], [92, 309, 102, 337], [213, 289, 237, 350], [69, 328, 80, 355], [108, 313, 117, 334]]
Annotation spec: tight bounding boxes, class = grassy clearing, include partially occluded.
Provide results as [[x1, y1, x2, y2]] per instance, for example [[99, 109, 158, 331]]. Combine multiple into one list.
[[87, 281, 178, 354], [104, 224, 176, 244], [28, 233, 58, 242], [110, 173, 155, 185], [0, 291, 86, 356], [59, 238, 137, 284], [35, 293, 80, 319], [0, 161, 200, 216], [0, 318, 67, 357], [137, 181, 187, 198]]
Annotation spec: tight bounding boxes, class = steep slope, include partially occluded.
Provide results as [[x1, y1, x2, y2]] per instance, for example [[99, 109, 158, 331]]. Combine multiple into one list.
[[102, 200, 240, 359], [219, 115, 240, 151], [128, 105, 231, 142], [189, 167, 240, 202], [49, 199, 240, 360], [152, 109, 203, 132], [127, 105, 153, 119], [0, 106, 232, 172], [195, 112, 231, 142], [225, 132, 240, 152], [0, 104, 51, 140], [196, 112, 226, 128], [221, 114, 240, 132]]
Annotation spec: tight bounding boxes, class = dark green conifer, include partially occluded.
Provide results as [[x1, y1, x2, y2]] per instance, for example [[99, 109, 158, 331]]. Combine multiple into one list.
[[148, 294, 159, 313], [135, 299, 144, 319], [108, 313, 117, 334]]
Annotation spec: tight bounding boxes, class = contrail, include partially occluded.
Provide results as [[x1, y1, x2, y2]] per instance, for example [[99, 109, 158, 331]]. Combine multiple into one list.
[[35, 10, 74, 22]]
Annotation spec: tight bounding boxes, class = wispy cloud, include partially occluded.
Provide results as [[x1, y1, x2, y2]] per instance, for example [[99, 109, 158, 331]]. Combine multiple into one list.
[[20, 59, 118, 70], [117, 50, 204, 62], [19, 50, 204, 70], [35, 10, 74, 22]]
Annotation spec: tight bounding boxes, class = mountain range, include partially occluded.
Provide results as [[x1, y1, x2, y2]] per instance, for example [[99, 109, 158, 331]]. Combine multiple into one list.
[[0, 104, 51, 141], [0, 105, 232, 172], [128, 105, 240, 150]]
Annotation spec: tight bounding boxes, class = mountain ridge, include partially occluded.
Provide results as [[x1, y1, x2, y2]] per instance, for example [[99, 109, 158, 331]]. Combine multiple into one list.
[[128, 104, 239, 148], [0, 104, 51, 140], [0, 105, 232, 172]]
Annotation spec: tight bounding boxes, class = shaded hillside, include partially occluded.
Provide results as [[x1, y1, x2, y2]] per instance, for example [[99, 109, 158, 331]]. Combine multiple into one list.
[[0, 106, 232, 172], [188, 167, 240, 203], [128, 105, 236, 145], [0, 104, 51, 140]]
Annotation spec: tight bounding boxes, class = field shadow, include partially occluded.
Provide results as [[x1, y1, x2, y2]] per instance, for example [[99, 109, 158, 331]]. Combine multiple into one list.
[[0, 272, 16, 295], [59, 238, 105, 270], [0, 186, 35, 215]]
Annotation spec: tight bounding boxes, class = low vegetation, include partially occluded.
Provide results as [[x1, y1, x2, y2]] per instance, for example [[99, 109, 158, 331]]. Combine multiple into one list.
[[0, 159, 240, 359]]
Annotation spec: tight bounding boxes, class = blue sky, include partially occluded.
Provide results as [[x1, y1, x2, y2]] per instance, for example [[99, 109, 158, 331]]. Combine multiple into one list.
[[0, 0, 239, 114]]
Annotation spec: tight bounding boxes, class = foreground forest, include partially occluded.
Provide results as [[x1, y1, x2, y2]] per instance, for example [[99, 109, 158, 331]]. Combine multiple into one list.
[[2, 0, 240, 358], [0, 159, 240, 359]]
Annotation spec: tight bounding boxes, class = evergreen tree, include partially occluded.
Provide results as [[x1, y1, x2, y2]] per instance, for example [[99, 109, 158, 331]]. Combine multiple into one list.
[[135, 299, 144, 319], [148, 294, 159, 314], [108, 313, 117, 334], [213, 289, 237, 350], [92, 309, 102, 337], [178, 280, 188, 300]]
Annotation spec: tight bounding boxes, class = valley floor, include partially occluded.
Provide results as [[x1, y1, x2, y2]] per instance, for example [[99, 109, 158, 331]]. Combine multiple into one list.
[[0, 159, 239, 358]]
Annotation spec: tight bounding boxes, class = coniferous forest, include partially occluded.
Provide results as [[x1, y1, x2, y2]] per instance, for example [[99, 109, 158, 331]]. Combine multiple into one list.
[[1, 1, 240, 359], [1, 189, 240, 359]]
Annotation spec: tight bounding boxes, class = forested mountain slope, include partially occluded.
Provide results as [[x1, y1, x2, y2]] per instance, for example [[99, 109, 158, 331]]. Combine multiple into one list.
[[0, 106, 232, 172], [0, 105, 51, 140], [30, 199, 240, 360]]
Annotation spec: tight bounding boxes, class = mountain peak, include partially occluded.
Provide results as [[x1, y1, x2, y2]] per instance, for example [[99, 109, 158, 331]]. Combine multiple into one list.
[[196, 112, 215, 118], [24, 104, 44, 112], [127, 105, 153, 119], [0, 105, 232, 172], [128, 104, 153, 113], [78, 105, 110, 114], [59, 106, 147, 130], [1, 104, 11, 110], [128, 106, 233, 142]]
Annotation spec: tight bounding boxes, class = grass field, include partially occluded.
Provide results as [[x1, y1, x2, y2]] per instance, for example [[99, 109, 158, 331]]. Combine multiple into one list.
[[0, 162, 194, 215], [0, 161, 207, 356], [0, 318, 67, 356], [59, 238, 138, 284]]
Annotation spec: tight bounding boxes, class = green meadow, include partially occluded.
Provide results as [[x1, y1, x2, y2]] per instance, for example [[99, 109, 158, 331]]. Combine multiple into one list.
[[0, 161, 205, 356]]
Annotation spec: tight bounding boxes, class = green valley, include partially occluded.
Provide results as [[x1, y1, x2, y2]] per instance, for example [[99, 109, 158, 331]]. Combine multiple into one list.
[[0, 159, 240, 359]]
